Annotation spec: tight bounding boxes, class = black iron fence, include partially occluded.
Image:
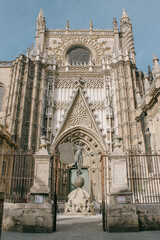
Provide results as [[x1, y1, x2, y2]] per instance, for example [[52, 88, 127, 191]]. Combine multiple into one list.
[[0, 192, 4, 238], [50, 154, 69, 231], [100, 153, 111, 231], [127, 155, 160, 204], [0, 150, 34, 203], [50, 154, 69, 201]]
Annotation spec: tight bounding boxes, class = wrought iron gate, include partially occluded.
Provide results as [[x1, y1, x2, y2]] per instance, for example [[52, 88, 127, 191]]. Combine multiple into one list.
[[0, 150, 34, 203], [50, 153, 69, 231], [50, 153, 59, 231], [100, 153, 111, 231], [127, 154, 160, 204]]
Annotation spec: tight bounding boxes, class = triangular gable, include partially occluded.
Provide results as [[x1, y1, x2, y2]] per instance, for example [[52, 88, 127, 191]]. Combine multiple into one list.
[[55, 88, 105, 146]]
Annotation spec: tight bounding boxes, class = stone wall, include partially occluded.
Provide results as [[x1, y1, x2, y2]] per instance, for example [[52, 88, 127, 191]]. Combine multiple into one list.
[[106, 203, 160, 232], [2, 202, 160, 232], [136, 204, 160, 231], [2, 202, 53, 233], [2, 203, 25, 232]]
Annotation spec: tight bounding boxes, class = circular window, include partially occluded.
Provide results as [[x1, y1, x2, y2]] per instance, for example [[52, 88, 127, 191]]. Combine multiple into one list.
[[67, 45, 91, 65]]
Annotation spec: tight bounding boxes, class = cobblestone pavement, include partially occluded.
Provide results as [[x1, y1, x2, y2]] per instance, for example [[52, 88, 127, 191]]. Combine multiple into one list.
[[1, 214, 160, 240]]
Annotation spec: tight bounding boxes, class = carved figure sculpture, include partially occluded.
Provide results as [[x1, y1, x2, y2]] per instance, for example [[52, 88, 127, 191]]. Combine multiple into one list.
[[71, 140, 87, 175]]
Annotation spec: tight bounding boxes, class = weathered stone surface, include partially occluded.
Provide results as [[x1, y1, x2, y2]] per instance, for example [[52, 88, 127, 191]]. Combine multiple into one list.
[[22, 203, 53, 233], [107, 215, 139, 232], [136, 204, 160, 231], [107, 204, 139, 232], [2, 202, 53, 233]]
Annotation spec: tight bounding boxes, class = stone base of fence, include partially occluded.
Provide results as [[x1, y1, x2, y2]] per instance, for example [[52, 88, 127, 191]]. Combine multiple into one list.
[[22, 202, 53, 233], [107, 191, 139, 232], [107, 204, 139, 232], [2, 202, 160, 232], [136, 204, 160, 231], [2, 202, 53, 233]]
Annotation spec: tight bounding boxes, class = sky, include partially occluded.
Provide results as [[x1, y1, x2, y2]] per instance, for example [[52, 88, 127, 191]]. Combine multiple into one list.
[[0, 0, 160, 73]]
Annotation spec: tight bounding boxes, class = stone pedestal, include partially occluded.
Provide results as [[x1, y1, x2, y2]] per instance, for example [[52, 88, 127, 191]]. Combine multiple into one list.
[[107, 136, 139, 232], [22, 136, 53, 233], [65, 188, 94, 215]]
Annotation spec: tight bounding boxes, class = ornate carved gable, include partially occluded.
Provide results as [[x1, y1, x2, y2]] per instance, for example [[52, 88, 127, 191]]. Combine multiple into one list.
[[56, 88, 104, 142]]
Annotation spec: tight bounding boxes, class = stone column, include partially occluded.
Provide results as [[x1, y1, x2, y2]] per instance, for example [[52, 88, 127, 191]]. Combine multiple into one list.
[[22, 136, 53, 233], [107, 136, 139, 232]]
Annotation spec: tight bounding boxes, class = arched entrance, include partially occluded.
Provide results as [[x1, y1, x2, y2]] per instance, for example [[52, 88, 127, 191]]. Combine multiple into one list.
[[51, 126, 107, 231], [52, 126, 105, 202]]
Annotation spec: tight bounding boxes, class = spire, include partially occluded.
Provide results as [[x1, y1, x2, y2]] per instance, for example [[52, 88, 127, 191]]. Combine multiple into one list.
[[144, 73, 150, 94], [90, 20, 93, 31], [39, 8, 44, 18], [152, 54, 160, 75], [121, 8, 129, 19], [113, 18, 118, 29], [36, 8, 46, 34], [120, 8, 135, 62], [66, 20, 69, 30], [148, 65, 153, 83], [30, 43, 34, 56], [153, 54, 159, 62], [26, 47, 30, 57], [120, 8, 131, 25]]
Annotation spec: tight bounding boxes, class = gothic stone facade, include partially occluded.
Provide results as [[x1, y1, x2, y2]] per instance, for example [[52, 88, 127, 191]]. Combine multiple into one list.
[[0, 9, 160, 201]]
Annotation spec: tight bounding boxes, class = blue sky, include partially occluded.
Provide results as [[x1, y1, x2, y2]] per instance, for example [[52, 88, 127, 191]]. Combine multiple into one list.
[[0, 0, 160, 73]]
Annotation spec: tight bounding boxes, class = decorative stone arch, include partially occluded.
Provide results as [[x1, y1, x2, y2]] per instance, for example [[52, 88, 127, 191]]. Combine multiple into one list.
[[52, 126, 106, 201], [53, 126, 105, 153], [52, 125, 105, 171], [62, 42, 96, 64]]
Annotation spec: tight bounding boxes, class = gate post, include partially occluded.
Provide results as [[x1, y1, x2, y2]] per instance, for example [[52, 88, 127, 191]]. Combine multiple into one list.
[[0, 192, 4, 238], [107, 136, 139, 232], [22, 136, 53, 233]]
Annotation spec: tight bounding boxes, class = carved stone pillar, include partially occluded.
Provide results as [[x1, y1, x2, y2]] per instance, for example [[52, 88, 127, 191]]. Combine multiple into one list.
[[29, 136, 50, 201], [106, 136, 139, 232], [22, 136, 53, 233], [110, 136, 129, 195]]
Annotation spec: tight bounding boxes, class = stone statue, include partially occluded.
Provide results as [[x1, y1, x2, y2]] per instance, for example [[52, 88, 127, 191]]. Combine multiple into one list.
[[71, 140, 87, 175]]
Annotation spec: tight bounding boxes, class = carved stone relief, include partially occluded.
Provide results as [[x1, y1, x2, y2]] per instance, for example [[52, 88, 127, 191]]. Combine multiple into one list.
[[46, 35, 113, 64], [54, 78, 104, 88], [66, 97, 91, 129]]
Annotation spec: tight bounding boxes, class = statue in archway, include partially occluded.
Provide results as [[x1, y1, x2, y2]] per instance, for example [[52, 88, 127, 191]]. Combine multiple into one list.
[[71, 140, 87, 175]]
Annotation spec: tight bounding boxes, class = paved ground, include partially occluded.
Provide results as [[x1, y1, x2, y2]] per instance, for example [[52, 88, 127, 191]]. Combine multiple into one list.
[[1, 214, 160, 240]]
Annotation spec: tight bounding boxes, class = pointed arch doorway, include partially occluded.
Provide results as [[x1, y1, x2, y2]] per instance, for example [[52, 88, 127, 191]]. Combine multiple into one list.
[[51, 126, 108, 231], [52, 126, 105, 202]]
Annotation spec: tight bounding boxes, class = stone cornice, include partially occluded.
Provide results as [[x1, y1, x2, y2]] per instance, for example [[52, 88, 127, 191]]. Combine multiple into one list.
[[45, 29, 114, 38]]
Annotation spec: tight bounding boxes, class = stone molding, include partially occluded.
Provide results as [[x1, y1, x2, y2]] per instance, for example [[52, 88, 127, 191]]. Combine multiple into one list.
[[54, 77, 104, 88]]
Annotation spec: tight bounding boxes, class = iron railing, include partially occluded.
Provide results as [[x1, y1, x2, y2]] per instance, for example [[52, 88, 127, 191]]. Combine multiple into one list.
[[100, 153, 111, 231], [50, 154, 69, 231], [0, 150, 34, 203], [127, 155, 160, 204], [50, 154, 69, 201]]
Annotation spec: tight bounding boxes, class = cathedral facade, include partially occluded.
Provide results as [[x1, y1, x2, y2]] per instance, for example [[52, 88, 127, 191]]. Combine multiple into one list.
[[0, 9, 160, 200]]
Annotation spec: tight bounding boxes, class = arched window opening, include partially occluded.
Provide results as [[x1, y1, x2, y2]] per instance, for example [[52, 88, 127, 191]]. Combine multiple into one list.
[[67, 45, 91, 65], [0, 86, 4, 111]]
